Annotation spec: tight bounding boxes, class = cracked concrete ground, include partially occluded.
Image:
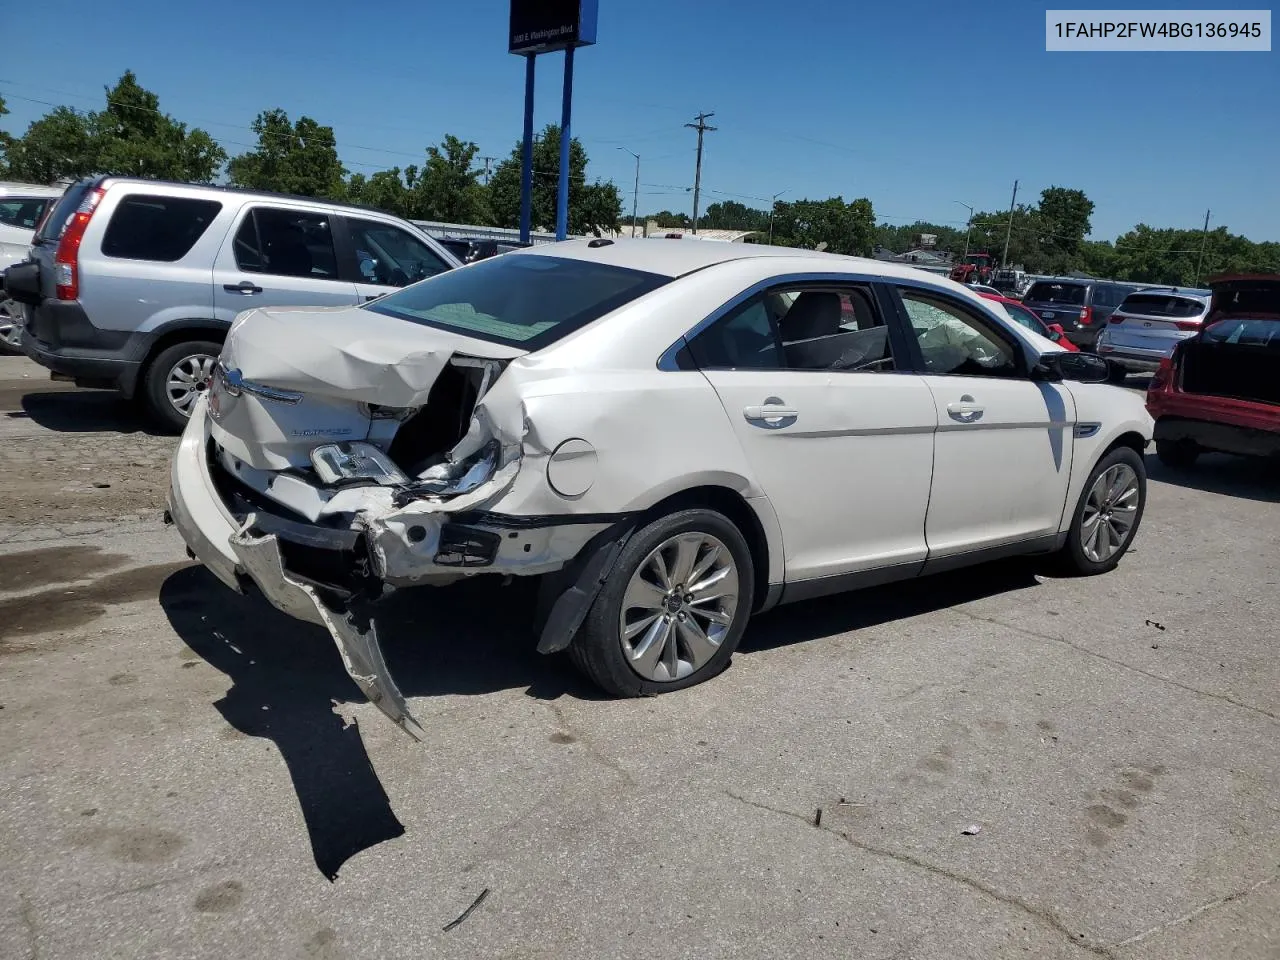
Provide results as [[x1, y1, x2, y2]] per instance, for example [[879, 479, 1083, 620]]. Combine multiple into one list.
[[1, 354, 1277, 960]]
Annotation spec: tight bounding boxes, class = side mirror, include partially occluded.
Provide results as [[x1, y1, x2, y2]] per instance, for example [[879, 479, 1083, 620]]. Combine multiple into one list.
[[1033, 352, 1110, 383]]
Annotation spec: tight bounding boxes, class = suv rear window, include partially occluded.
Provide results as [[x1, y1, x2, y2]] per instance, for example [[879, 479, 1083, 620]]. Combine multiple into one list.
[[101, 195, 222, 262], [366, 254, 669, 349], [1024, 282, 1087, 305], [33, 180, 92, 244], [1118, 294, 1205, 319]]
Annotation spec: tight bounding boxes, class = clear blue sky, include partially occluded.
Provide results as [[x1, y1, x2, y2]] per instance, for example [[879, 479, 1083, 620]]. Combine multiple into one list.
[[3, 0, 1277, 240]]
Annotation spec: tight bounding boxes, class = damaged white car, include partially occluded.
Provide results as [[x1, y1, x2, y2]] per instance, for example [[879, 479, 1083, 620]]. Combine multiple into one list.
[[167, 239, 1154, 738]]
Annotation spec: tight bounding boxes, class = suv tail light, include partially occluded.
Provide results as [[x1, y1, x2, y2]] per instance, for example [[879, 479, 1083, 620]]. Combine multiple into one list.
[[1108, 312, 1126, 324], [1150, 357, 1174, 392], [53, 187, 106, 301], [1174, 319, 1201, 331], [1079, 306, 1094, 325]]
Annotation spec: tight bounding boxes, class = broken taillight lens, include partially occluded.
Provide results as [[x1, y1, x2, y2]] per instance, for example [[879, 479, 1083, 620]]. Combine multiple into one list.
[[1150, 358, 1174, 392]]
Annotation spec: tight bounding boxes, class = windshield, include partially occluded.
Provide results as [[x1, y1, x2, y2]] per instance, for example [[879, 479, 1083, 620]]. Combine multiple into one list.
[[366, 254, 670, 349], [1025, 282, 1087, 305]]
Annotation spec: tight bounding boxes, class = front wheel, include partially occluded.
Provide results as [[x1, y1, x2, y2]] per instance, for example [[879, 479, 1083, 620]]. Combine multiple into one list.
[[143, 340, 223, 433], [569, 508, 755, 696], [1057, 446, 1147, 575]]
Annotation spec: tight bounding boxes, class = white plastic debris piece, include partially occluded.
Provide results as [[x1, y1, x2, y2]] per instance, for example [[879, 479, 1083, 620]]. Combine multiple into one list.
[[962, 824, 983, 836]]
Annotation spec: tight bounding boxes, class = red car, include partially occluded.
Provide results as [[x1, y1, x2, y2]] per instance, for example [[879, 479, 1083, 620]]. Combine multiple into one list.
[[1146, 274, 1280, 466], [979, 293, 1080, 352]]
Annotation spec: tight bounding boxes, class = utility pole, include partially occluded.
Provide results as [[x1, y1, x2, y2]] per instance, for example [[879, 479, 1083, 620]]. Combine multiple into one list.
[[618, 148, 640, 237], [685, 111, 716, 234], [768, 189, 786, 245], [955, 200, 974, 261], [1194, 209, 1211, 286], [1001, 179, 1019, 268]]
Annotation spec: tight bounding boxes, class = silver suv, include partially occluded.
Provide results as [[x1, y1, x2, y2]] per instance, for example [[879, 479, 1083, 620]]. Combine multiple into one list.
[[5, 177, 460, 429], [1095, 286, 1211, 379], [0, 181, 66, 353]]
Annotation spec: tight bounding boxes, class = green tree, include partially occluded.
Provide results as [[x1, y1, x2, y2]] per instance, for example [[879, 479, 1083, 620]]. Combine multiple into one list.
[[874, 220, 968, 254], [2, 106, 97, 183], [642, 210, 692, 228], [89, 72, 225, 182], [410, 135, 488, 223], [1035, 186, 1094, 273], [346, 168, 413, 216], [228, 109, 346, 198], [770, 196, 876, 256], [488, 124, 621, 235], [699, 200, 769, 232]]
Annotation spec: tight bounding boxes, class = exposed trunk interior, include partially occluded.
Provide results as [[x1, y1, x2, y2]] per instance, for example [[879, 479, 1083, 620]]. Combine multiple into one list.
[[1181, 340, 1280, 405], [387, 360, 489, 475]]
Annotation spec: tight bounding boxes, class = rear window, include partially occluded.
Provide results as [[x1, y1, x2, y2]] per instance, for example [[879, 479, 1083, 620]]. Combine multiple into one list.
[[33, 180, 92, 244], [1119, 294, 1205, 319], [101, 195, 222, 262], [1202, 318, 1280, 347], [0, 198, 52, 230], [1025, 282, 1086, 305], [366, 254, 670, 349]]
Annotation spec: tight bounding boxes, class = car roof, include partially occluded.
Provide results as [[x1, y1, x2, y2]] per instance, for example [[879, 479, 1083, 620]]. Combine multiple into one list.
[[514, 237, 954, 281], [1122, 287, 1210, 300], [86, 175, 398, 218], [0, 181, 63, 199]]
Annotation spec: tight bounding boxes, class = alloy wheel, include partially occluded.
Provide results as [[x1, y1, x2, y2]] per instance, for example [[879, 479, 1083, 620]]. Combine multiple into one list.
[[165, 353, 218, 417], [618, 532, 740, 682], [0, 298, 24, 350], [1080, 463, 1140, 563]]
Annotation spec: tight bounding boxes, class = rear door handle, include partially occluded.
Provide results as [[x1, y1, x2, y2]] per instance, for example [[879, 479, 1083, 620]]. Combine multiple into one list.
[[946, 394, 984, 423], [743, 398, 798, 429], [223, 281, 263, 295]]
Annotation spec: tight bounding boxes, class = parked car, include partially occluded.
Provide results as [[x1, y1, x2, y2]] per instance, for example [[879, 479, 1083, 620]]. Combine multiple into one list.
[[437, 236, 532, 264], [167, 239, 1153, 737], [966, 283, 1003, 297], [0, 181, 66, 353], [1022, 279, 1141, 350], [1095, 287, 1212, 381], [2, 177, 461, 429], [1146, 274, 1280, 466], [979, 292, 1080, 352]]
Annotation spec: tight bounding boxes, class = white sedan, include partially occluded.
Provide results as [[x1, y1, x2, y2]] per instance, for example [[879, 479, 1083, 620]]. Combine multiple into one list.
[[168, 239, 1153, 738]]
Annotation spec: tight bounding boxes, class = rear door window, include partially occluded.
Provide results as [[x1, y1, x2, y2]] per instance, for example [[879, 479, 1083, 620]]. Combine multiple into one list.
[[1025, 282, 1087, 305], [0, 198, 52, 230], [100, 195, 223, 262], [234, 208, 339, 279]]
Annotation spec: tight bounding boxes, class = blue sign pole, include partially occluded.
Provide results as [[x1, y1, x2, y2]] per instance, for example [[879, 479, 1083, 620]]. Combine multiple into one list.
[[556, 45, 575, 241], [519, 53, 536, 244]]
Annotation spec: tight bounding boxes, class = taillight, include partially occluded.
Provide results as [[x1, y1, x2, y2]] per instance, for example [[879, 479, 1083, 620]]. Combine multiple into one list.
[[1149, 358, 1174, 392], [1174, 319, 1200, 331], [1079, 306, 1094, 325], [1108, 312, 1126, 324], [53, 188, 105, 301]]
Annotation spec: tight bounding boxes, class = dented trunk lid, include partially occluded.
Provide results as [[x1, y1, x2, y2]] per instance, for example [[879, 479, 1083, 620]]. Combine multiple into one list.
[[210, 304, 526, 470]]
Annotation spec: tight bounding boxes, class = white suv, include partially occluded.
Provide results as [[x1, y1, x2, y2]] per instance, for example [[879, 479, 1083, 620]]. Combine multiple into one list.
[[0, 181, 65, 353]]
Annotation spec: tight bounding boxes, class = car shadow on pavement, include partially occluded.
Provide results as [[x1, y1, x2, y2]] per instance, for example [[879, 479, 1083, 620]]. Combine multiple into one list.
[[1146, 453, 1280, 504], [157, 565, 596, 881], [740, 559, 1042, 654], [12, 389, 167, 435]]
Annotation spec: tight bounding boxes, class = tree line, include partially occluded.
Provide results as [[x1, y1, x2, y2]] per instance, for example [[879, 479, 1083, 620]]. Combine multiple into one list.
[[2, 72, 1275, 283]]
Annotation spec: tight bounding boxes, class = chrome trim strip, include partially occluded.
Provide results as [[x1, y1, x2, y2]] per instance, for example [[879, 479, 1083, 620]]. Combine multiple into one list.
[[218, 361, 303, 405]]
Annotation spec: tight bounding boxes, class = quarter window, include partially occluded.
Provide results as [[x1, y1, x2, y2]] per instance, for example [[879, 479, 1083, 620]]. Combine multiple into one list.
[[101, 195, 222, 262], [899, 289, 1020, 378], [688, 284, 896, 373], [234, 208, 339, 280]]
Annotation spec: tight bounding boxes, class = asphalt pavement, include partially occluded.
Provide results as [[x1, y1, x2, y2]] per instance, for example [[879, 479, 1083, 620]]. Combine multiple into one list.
[[1, 354, 1277, 960]]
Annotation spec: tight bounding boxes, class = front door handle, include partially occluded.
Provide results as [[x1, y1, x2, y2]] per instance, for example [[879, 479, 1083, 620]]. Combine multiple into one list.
[[946, 394, 984, 423], [743, 397, 798, 429], [223, 281, 263, 295]]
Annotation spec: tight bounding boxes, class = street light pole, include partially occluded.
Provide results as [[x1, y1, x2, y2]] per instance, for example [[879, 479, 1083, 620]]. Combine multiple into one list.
[[618, 148, 640, 238], [955, 200, 974, 261], [1001, 179, 1019, 268], [768, 190, 786, 245]]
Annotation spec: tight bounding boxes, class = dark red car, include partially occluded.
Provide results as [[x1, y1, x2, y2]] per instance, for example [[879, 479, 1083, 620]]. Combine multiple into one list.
[[1146, 275, 1280, 466], [979, 293, 1080, 352]]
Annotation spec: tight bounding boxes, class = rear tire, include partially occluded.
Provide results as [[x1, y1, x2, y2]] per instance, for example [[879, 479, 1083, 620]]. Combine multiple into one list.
[[1057, 446, 1146, 576], [569, 508, 755, 697], [143, 340, 222, 433], [0, 297, 25, 355], [1156, 438, 1199, 468]]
